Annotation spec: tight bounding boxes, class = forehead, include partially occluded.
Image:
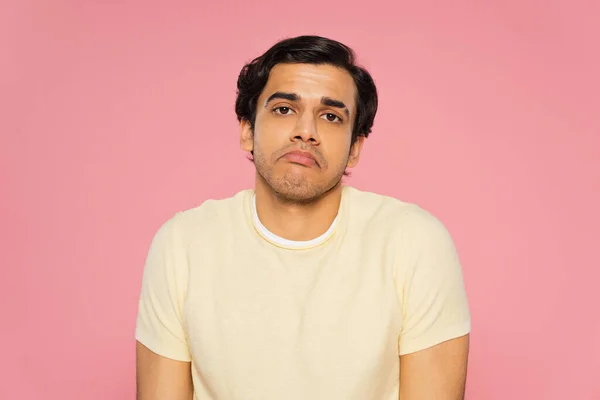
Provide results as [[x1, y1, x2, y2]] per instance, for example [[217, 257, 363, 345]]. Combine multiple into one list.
[[261, 63, 357, 108]]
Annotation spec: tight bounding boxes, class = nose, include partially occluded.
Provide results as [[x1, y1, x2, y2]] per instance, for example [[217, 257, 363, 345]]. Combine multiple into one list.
[[290, 112, 320, 144]]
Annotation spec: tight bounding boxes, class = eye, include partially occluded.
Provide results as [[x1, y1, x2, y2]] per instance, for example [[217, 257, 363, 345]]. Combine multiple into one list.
[[273, 106, 295, 115], [321, 113, 342, 123]]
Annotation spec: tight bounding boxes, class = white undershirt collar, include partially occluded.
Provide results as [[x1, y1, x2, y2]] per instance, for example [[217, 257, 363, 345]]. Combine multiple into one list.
[[252, 194, 338, 250]]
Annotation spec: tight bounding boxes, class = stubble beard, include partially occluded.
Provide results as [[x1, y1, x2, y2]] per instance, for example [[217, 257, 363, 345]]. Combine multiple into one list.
[[253, 147, 347, 205]]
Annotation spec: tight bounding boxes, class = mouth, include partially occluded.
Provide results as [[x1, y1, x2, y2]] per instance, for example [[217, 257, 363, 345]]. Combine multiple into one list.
[[282, 149, 319, 167]]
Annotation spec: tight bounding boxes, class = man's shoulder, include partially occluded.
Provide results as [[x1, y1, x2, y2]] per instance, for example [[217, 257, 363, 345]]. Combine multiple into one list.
[[165, 189, 251, 236], [345, 187, 458, 270], [345, 186, 449, 235], [345, 186, 426, 220]]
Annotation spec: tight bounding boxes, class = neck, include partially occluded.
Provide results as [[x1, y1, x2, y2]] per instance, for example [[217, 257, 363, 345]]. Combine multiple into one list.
[[254, 178, 343, 242]]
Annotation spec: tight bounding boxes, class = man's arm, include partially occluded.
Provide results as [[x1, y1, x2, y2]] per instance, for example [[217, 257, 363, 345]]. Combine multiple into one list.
[[135, 215, 193, 399], [394, 209, 471, 398], [399, 334, 470, 400], [136, 341, 193, 400]]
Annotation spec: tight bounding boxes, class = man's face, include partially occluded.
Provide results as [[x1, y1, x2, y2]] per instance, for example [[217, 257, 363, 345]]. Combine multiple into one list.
[[240, 63, 364, 203]]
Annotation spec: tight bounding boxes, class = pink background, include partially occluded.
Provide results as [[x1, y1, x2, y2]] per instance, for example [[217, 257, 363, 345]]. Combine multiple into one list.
[[2, 0, 599, 399]]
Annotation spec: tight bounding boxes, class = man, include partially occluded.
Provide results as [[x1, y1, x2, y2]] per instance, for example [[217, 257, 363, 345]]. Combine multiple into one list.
[[135, 35, 471, 400]]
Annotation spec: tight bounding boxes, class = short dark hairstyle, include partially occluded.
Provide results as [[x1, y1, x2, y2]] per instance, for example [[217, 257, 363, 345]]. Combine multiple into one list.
[[235, 35, 378, 144]]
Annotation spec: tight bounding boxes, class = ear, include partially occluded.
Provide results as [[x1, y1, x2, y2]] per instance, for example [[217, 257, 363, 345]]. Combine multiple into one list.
[[346, 136, 365, 168], [240, 119, 254, 152]]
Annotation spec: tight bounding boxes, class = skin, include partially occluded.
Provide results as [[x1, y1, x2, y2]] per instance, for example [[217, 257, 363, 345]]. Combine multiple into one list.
[[136, 63, 469, 399], [240, 63, 364, 241], [136, 342, 193, 400], [399, 335, 470, 399]]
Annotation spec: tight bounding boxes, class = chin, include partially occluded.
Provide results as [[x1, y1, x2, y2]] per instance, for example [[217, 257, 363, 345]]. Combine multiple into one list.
[[256, 162, 343, 203], [273, 182, 318, 203], [276, 191, 323, 205], [270, 176, 341, 204]]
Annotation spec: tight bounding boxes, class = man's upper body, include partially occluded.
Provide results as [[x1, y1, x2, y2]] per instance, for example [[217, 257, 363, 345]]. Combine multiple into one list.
[[136, 35, 471, 399], [136, 186, 471, 400]]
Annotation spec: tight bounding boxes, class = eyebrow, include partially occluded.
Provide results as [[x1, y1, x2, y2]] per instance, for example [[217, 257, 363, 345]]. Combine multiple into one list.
[[321, 96, 350, 117], [265, 92, 299, 105], [264, 92, 350, 117]]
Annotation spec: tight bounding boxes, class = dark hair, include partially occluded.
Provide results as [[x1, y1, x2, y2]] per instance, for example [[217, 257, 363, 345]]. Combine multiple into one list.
[[235, 35, 378, 144]]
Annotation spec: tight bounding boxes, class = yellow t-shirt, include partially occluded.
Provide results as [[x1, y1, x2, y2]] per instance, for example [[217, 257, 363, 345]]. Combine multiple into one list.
[[135, 186, 471, 400]]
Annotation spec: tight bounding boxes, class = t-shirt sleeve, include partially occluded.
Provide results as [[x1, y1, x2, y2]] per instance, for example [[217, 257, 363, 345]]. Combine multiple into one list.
[[395, 208, 471, 356], [135, 214, 192, 362]]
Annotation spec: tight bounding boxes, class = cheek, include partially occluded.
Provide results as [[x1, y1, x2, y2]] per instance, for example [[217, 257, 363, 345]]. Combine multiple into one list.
[[254, 121, 294, 153], [252, 129, 279, 162], [255, 117, 282, 141], [323, 134, 352, 160]]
